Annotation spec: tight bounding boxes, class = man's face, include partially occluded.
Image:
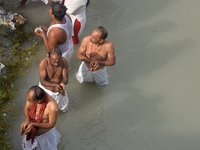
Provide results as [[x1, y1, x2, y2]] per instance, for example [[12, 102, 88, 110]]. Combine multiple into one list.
[[50, 54, 61, 68], [90, 29, 102, 44], [49, 7, 54, 18]]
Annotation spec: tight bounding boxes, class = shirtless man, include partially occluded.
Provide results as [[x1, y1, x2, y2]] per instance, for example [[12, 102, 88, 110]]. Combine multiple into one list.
[[76, 26, 116, 87], [39, 48, 69, 112], [20, 85, 59, 150], [35, 2, 74, 62]]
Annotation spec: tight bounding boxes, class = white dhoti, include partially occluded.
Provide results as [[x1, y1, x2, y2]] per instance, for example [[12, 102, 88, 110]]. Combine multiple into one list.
[[39, 82, 69, 112], [64, 0, 87, 44], [61, 42, 74, 63], [21, 127, 60, 150], [76, 61, 108, 87]]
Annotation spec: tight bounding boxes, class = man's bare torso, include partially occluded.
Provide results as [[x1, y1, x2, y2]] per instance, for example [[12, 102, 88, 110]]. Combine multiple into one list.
[[85, 37, 111, 70], [43, 57, 64, 91], [31, 94, 57, 134]]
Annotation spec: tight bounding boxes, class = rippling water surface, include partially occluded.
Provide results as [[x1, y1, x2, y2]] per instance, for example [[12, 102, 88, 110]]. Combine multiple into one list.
[[7, 0, 200, 149]]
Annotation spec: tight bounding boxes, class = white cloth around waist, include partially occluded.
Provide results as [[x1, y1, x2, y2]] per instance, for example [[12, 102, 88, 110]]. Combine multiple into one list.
[[21, 127, 60, 150], [76, 61, 108, 87], [39, 82, 69, 112]]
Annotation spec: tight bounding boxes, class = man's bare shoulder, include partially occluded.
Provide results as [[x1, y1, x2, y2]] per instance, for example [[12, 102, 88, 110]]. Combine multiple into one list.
[[49, 27, 64, 36], [104, 39, 114, 50], [39, 57, 49, 67], [61, 57, 68, 67], [40, 57, 49, 64], [82, 36, 91, 43], [47, 94, 58, 111]]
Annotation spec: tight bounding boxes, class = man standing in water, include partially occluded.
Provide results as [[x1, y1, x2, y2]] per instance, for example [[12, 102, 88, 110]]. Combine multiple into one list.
[[35, 2, 74, 62], [76, 26, 116, 87], [20, 85, 59, 150], [39, 48, 69, 112]]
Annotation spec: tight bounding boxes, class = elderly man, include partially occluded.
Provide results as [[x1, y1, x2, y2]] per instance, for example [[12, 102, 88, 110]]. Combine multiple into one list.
[[35, 2, 74, 62], [39, 48, 69, 112], [20, 85, 59, 150], [76, 26, 116, 87]]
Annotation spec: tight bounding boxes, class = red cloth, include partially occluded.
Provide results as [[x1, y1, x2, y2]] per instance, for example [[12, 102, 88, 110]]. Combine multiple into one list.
[[72, 19, 81, 44], [26, 94, 48, 144], [61, 0, 65, 5]]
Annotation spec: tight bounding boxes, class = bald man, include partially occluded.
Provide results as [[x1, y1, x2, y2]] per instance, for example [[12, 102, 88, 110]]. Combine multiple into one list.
[[39, 48, 69, 112], [20, 85, 59, 150], [76, 26, 116, 87]]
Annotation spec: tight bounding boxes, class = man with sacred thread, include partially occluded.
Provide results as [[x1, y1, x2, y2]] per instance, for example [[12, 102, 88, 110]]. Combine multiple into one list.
[[76, 26, 116, 87], [39, 48, 69, 112], [21, 85, 60, 150]]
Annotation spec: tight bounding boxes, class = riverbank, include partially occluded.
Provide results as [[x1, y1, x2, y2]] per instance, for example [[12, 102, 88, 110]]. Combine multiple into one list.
[[0, 1, 42, 149]]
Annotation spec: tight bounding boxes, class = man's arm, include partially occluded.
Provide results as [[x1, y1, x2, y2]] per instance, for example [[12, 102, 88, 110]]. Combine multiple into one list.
[[98, 43, 116, 66], [35, 28, 59, 53], [60, 58, 68, 90], [77, 37, 90, 63], [20, 99, 31, 134], [39, 58, 54, 87]]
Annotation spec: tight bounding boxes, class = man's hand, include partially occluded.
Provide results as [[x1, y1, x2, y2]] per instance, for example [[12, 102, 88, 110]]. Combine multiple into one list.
[[53, 84, 62, 93], [90, 59, 99, 72], [23, 123, 34, 135], [35, 30, 45, 38], [20, 120, 30, 135], [60, 83, 65, 91], [39, 25, 48, 32]]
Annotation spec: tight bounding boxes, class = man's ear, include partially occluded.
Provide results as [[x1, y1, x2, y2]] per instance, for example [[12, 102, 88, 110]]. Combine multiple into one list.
[[100, 39, 104, 44]]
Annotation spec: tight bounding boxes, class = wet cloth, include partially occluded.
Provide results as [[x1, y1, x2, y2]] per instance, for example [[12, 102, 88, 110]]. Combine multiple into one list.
[[39, 82, 69, 112], [76, 61, 108, 87], [47, 15, 74, 62], [64, 0, 87, 44], [21, 127, 60, 150]]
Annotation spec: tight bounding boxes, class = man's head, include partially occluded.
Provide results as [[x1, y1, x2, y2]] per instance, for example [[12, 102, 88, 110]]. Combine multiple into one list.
[[48, 48, 62, 67], [27, 85, 45, 104], [90, 26, 108, 44], [49, 2, 67, 21]]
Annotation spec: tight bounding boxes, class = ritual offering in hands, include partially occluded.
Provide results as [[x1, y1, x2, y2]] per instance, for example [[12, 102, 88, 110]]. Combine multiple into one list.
[[60, 86, 66, 96], [34, 27, 43, 33], [91, 66, 95, 71]]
